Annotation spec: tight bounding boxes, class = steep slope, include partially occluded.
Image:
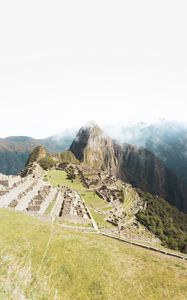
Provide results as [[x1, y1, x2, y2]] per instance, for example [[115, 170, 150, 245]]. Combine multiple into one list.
[[0, 136, 39, 175], [25, 145, 48, 164], [70, 123, 187, 213], [116, 143, 186, 211], [70, 122, 118, 172], [136, 190, 187, 253], [57, 150, 79, 164], [106, 121, 187, 185], [21, 146, 49, 177]]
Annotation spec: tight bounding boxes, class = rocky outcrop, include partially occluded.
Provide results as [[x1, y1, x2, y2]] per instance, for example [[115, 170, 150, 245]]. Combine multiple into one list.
[[27, 146, 47, 164], [21, 146, 48, 177], [70, 122, 118, 173]]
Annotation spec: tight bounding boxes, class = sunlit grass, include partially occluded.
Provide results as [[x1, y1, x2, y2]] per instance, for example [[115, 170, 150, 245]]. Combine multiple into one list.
[[45, 197, 56, 215], [0, 209, 187, 299]]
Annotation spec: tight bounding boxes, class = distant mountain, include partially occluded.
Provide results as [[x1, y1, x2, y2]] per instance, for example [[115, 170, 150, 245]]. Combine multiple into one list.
[[0, 129, 76, 175], [106, 121, 187, 185], [70, 122, 187, 213]]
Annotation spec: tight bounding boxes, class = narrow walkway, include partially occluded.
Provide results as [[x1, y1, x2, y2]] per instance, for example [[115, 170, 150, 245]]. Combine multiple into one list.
[[101, 232, 187, 261], [50, 190, 64, 222]]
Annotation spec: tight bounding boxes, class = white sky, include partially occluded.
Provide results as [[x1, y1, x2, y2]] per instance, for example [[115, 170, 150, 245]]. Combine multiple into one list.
[[0, 0, 187, 138]]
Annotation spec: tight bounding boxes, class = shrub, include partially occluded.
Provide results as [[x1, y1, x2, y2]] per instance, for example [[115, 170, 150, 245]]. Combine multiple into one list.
[[39, 156, 56, 170]]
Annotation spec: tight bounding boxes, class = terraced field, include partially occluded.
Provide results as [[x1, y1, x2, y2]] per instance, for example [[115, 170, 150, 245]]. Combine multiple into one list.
[[122, 184, 141, 216]]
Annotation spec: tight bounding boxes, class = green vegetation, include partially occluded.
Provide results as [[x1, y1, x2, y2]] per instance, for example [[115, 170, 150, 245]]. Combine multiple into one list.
[[39, 156, 56, 170], [0, 209, 187, 299], [56, 218, 92, 228], [46, 170, 83, 189], [66, 165, 76, 181], [44, 197, 56, 215], [28, 146, 46, 163], [60, 150, 79, 164], [90, 209, 110, 228], [136, 190, 187, 253]]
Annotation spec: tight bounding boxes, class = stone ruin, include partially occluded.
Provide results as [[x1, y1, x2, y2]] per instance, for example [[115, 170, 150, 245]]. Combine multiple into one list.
[[21, 162, 45, 178], [96, 185, 123, 204], [57, 162, 69, 171], [27, 185, 52, 212], [0, 174, 23, 196], [59, 187, 91, 225], [57, 163, 117, 189], [55, 163, 127, 228], [95, 185, 126, 228], [0, 174, 58, 216], [9, 180, 38, 208], [0, 171, 92, 226]]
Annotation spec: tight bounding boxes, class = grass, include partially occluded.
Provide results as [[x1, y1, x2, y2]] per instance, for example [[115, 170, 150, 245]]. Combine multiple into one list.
[[90, 209, 112, 229], [44, 197, 56, 215], [56, 218, 92, 228], [0, 209, 187, 299], [46, 170, 83, 190]]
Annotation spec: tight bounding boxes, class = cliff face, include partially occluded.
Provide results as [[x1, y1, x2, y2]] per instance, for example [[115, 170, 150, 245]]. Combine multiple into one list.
[[117, 144, 186, 211], [70, 122, 118, 172], [70, 123, 187, 212], [106, 121, 187, 185]]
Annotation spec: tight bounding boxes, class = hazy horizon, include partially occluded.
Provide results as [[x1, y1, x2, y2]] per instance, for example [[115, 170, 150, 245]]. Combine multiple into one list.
[[1, 117, 187, 140], [1, 1, 187, 138]]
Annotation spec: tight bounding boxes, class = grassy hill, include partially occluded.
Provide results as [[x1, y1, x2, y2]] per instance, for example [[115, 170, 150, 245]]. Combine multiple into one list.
[[0, 209, 187, 300]]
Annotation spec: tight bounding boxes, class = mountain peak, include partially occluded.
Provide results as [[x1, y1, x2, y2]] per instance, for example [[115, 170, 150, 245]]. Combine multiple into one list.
[[83, 120, 100, 129], [69, 122, 118, 171], [79, 121, 103, 136], [28, 145, 47, 164], [69, 122, 105, 161]]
